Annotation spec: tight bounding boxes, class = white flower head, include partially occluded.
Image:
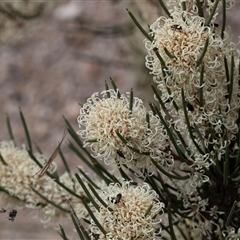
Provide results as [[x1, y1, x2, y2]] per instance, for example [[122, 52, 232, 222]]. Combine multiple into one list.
[[0, 141, 90, 226], [90, 180, 165, 240], [77, 89, 170, 172], [145, 11, 225, 84], [0, 140, 52, 208], [145, 10, 240, 150]]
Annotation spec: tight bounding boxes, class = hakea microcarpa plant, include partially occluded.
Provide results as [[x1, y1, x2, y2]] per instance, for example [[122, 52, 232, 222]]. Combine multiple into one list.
[[1, 1, 240, 240]]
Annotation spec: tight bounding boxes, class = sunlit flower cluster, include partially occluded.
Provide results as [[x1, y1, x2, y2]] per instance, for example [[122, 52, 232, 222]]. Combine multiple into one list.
[[0, 140, 87, 225], [90, 180, 165, 240], [145, 10, 240, 159], [0, 140, 51, 208], [77, 89, 171, 172]]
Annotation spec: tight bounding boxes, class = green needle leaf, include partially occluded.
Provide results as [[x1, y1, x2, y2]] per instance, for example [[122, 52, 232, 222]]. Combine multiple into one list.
[[116, 131, 150, 155], [110, 77, 121, 98], [228, 53, 235, 104], [156, 0, 171, 18], [149, 102, 187, 161], [58, 224, 70, 240], [19, 108, 32, 153], [153, 47, 166, 68], [85, 139, 98, 143], [144, 204, 153, 217], [0, 153, 7, 166], [77, 167, 100, 189], [82, 199, 107, 236], [151, 158, 189, 180], [105, 80, 110, 98], [164, 47, 176, 59], [65, 197, 91, 240], [196, 38, 209, 66], [199, 64, 204, 107], [195, 0, 204, 17], [126, 8, 153, 41], [87, 183, 112, 210], [221, 0, 226, 39], [69, 214, 85, 240], [168, 202, 177, 240], [31, 187, 69, 213], [205, 0, 220, 26], [6, 114, 16, 146], [146, 112, 150, 129], [75, 173, 100, 211], [129, 88, 133, 113], [225, 201, 237, 226]]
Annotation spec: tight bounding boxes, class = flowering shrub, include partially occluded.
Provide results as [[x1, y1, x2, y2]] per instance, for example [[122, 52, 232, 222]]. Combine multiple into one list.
[[1, 1, 240, 240], [77, 89, 172, 173], [90, 180, 164, 240]]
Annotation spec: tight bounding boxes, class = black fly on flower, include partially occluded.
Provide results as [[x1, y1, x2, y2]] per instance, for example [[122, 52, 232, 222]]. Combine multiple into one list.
[[114, 193, 122, 204], [108, 193, 122, 204], [171, 24, 182, 30]]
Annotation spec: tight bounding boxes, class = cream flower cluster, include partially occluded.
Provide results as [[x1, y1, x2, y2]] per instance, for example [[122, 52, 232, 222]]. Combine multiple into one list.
[[0, 140, 51, 208], [0, 141, 87, 225], [77, 89, 171, 172], [145, 10, 240, 156], [90, 180, 164, 240]]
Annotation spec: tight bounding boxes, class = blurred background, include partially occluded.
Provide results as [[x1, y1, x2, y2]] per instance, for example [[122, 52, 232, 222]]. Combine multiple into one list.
[[0, 0, 239, 239]]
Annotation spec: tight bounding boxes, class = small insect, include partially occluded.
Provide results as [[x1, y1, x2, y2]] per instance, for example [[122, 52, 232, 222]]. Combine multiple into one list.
[[171, 24, 182, 31], [108, 193, 122, 204], [116, 150, 125, 159], [114, 193, 122, 204], [0, 208, 6, 213], [34, 129, 67, 180], [92, 233, 100, 240], [186, 102, 194, 112], [8, 209, 17, 222]]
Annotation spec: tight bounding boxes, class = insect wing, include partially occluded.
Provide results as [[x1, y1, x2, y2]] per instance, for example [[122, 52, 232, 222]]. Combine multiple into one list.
[[36, 129, 67, 179]]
